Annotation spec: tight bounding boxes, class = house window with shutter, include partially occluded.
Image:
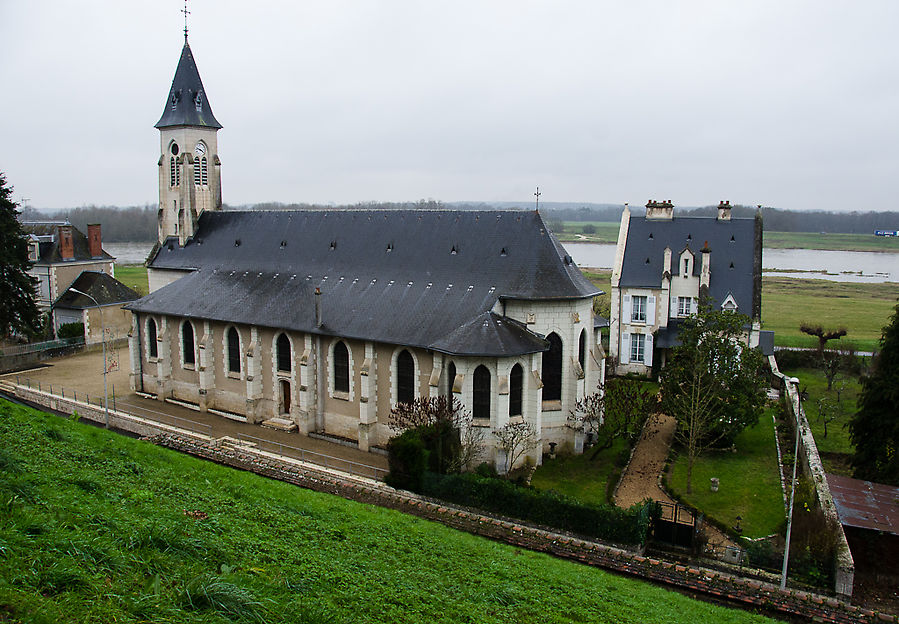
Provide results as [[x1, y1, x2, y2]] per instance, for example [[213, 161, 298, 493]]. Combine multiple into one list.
[[631, 295, 647, 323], [630, 334, 645, 363]]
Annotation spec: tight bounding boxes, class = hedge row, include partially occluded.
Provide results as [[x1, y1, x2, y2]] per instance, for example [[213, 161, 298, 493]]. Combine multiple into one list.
[[419, 471, 659, 546]]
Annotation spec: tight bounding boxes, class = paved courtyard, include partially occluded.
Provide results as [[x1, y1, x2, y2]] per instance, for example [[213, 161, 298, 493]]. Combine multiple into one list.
[[2, 348, 387, 477]]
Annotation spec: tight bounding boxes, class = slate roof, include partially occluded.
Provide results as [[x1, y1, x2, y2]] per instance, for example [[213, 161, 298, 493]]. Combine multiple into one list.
[[22, 223, 114, 264], [620, 215, 761, 318], [827, 473, 899, 535], [155, 42, 222, 129], [128, 209, 599, 356], [54, 271, 140, 309]]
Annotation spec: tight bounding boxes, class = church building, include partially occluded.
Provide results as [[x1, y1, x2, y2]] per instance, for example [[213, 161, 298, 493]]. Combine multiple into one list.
[[125, 35, 606, 470]]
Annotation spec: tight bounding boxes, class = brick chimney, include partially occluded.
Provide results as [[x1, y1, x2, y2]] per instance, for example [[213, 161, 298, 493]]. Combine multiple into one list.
[[645, 199, 674, 220], [58, 225, 74, 260], [87, 224, 102, 258], [717, 200, 732, 221]]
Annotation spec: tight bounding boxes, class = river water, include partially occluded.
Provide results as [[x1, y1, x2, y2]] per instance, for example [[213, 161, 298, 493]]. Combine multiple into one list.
[[105, 241, 898, 284]]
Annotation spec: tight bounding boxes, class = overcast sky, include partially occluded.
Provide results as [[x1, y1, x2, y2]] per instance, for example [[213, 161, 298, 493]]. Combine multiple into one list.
[[2, 1, 897, 212]]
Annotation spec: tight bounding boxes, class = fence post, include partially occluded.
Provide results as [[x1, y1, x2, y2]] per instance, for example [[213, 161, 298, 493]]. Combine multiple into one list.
[[112, 384, 116, 412]]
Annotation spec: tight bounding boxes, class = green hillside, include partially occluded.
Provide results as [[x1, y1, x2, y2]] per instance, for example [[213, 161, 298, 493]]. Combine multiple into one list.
[[0, 398, 778, 623]]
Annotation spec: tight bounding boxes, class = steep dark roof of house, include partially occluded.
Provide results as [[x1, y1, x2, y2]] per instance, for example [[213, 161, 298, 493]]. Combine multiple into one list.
[[620, 215, 761, 318], [155, 42, 222, 129], [129, 209, 599, 356], [54, 271, 140, 309], [22, 223, 114, 264]]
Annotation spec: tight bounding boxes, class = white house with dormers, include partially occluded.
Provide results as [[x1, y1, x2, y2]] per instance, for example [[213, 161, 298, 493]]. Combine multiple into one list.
[[609, 200, 768, 376], [124, 33, 606, 472]]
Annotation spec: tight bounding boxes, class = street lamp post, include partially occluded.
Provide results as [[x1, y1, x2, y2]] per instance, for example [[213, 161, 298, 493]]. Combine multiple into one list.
[[69, 288, 109, 428], [780, 376, 807, 590]]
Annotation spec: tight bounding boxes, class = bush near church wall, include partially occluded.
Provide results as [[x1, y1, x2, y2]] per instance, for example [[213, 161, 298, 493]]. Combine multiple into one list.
[[420, 471, 660, 546]]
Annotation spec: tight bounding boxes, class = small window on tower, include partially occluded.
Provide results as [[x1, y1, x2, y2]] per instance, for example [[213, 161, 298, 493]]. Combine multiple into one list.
[[195, 92, 203, 112]]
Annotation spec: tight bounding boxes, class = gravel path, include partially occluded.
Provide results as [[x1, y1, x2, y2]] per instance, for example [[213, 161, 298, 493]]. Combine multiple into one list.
[[615, 411, 737, 552]]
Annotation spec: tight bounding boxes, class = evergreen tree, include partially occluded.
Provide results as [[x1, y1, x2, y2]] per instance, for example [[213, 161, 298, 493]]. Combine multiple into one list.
[[849, 302, 899, 485], [0, 173, 42, 338]]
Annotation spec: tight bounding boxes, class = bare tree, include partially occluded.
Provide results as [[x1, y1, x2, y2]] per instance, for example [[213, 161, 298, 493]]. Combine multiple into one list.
[[800, 323, 847, 355], [494, 419, 537, 475], [569, 377, 657, 456], [815, 396, 841, 439], [388, 396, 483, 473]]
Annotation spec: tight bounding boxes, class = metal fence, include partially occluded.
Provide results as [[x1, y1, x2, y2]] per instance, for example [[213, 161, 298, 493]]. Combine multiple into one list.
[[0, 337, 84, 357], [8, 376, 385, 481], [235, 431, 388, 481]]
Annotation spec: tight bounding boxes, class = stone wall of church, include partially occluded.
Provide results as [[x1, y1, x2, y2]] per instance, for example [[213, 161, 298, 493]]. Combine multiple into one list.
[[129, 301, 603, 470]]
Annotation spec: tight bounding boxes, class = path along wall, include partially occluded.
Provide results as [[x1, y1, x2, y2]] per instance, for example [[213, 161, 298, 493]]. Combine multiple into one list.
[[769, 355, 856, 598]]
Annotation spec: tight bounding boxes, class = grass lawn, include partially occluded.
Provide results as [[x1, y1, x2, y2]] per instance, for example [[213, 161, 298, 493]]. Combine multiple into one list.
[[762, 277, 897, 352], [0, 399, 779, 624], [667, 411, 785, 539], [554, 221, 621, 243], [780, 367, 860, 475], [764, 231, 899, 253], [114, 264, 149, 296], [530, 438, 629, 506]]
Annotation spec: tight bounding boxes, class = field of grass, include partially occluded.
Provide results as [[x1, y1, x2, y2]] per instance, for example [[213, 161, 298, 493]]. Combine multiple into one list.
[[0, 399, 779, 624], [762, 277, 897, 352], [763, 231, 899, 253], [554, 221, 621, 243], [114, 264, 150, 296], [530, 438, 629, 505], [780, 367, 860, 475], [666, 412, 785, 539]]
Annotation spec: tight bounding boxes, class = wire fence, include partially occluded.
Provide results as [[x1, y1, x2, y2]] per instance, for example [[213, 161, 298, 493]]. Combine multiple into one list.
[[235, 431, 388, 481], [8, 376, 385, 481]]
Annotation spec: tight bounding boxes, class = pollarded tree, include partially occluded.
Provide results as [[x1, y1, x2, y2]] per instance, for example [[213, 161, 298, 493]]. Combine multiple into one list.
[[849, 302, 899, 486], [0, 173, 41, 338], [660, 302, 767, 494]]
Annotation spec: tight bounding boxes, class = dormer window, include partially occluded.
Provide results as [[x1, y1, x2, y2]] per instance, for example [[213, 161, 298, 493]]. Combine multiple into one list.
[[721, 294, 738, 312], [195, 91, 203, 112], [683, 258, 689, 276]]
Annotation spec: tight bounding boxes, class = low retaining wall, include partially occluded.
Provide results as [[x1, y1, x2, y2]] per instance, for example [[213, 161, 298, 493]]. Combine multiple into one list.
[[7, 383, 211, 443], [3, 381, 889, 623], [769, 356, 856, 598], [155, 433, 891, 624]]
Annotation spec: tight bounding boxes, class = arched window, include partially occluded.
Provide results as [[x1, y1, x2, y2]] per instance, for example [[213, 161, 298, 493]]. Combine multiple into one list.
[[194, 156, 201, 186], [509, 363, 523, 417], [542, 332, 563, 401], [182, 321, 195, 366], [578, 329, 587, 371], [446, 361, 457, 396], [473, 365, 491, 420], [333, 341, 349, 393], [227, 327, 241, 373], [170, 157, 177, 187], [201, 156, 208, 185], [276, 333, 291, 372], [147, 318, 158, 358], [396, 349, 415, 405]]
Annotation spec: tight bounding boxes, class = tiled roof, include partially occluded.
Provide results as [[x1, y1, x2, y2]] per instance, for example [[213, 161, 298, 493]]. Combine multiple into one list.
[[620, 215, 761, 318], [128, 209, 599, 356], [155, 42, 222, 129], [54, 271, 140, 309]]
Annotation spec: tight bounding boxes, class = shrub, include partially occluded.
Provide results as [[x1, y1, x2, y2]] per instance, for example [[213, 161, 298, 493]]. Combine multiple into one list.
[[385, 430, 427, 491], [582, 224, 596, 234], [420, 472, 659, 546], [57, 322, 84, 340]]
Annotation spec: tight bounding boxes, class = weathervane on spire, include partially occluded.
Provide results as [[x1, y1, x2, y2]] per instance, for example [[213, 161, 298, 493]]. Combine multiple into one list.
[[182, 0, 191, 42], [534, 186, 541, 211]]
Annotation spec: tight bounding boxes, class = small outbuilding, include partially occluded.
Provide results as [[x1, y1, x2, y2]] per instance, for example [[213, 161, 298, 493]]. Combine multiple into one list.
[[53, 271, 140, 345]]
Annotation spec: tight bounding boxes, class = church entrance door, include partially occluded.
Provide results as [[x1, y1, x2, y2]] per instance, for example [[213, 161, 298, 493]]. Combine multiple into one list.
[[280, 380, 291, 414]]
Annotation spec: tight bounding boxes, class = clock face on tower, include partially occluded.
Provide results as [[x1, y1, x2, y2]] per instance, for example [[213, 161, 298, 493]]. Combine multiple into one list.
[[195, 142, 207, 156]]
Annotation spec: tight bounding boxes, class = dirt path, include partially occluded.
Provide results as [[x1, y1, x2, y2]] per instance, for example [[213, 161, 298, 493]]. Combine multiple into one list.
[[615, 412, 737, 552]]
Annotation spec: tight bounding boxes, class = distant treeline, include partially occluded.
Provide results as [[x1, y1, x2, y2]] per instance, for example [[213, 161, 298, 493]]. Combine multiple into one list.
[[19, 200, 898, 240], [20, 205, 157, 242], [537, 203, 899, 234]]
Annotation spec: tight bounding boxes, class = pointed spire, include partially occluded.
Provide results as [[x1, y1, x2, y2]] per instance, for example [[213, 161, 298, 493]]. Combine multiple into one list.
[[155, 41, 222, 129]]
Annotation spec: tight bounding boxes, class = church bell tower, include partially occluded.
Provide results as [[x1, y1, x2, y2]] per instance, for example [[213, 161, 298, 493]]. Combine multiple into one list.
[[155, 30, 222, 246]]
